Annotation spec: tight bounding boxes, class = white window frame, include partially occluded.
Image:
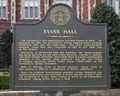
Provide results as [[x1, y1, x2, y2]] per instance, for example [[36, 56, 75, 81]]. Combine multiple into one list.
[[0, 0, 8, 19], [54, 0, 72, 7], [21, 0, 40, 19]]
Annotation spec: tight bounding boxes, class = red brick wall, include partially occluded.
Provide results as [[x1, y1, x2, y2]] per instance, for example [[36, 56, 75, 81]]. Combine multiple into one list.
[[79, 0, 81, 19], [79, 0, 101, 22], [72, 0, 77, 15], [16, 0, 21, 22], [90, 0, 94, 17], [96, 0, 101, 5], [49, 0, 54, 7], [0, 0, 102, 35], [8, 0, 11, 21], [0, 23, 10, 35], [41, 0, 44, 19], [83, 0, 88, 21]]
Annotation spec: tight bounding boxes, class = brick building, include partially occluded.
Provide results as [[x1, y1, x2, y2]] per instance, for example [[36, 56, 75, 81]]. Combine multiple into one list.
[[0, 0, 101, 35]]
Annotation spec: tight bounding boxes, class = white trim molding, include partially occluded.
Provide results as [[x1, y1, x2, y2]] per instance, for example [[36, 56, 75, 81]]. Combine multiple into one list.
[[44, 0, 49, 14], [88, 0, 91, 21], [77, 0, 80, 19], [11, 0, 16, 23], [81, 0, 83, 20]]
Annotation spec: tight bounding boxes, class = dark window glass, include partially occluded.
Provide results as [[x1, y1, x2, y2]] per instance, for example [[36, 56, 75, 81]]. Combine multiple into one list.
[[35, 7, 38, 18], [30, 7, 33, 17], [109, 0, 112, 5], [25, 7, 28, 18], [3, 7, 6, 17]]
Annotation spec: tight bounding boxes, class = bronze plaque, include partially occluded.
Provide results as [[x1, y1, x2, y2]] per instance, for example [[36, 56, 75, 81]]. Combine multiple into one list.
[[11, 4, 110, 91]]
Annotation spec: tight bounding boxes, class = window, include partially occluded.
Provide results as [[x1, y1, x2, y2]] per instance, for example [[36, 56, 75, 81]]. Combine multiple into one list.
[[54, 0, 72, 7], [0, 0, 7, 19], [23, 0, 39, 19], [109, 0, 112, 5]]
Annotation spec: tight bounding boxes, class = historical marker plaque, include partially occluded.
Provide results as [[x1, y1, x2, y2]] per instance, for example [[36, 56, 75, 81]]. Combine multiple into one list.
[[11, 4, 110, 91]]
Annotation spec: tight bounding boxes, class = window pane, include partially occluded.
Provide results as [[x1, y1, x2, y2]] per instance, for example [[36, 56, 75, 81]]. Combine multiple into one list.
[[30, 7, 33, 17], [3, 0, 7, 6], [34, 0, 38, 6], [3, 7, 6, 17], [25, 7, 28, 18], [35, 7, 38, 17], [109, 0, 112, 5], [24, 0, 29, 6], [30, 0, 34, 6]]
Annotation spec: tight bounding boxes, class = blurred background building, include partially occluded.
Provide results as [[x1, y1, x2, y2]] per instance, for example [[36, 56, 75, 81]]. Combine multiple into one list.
[[0, 0, 102, 35]]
